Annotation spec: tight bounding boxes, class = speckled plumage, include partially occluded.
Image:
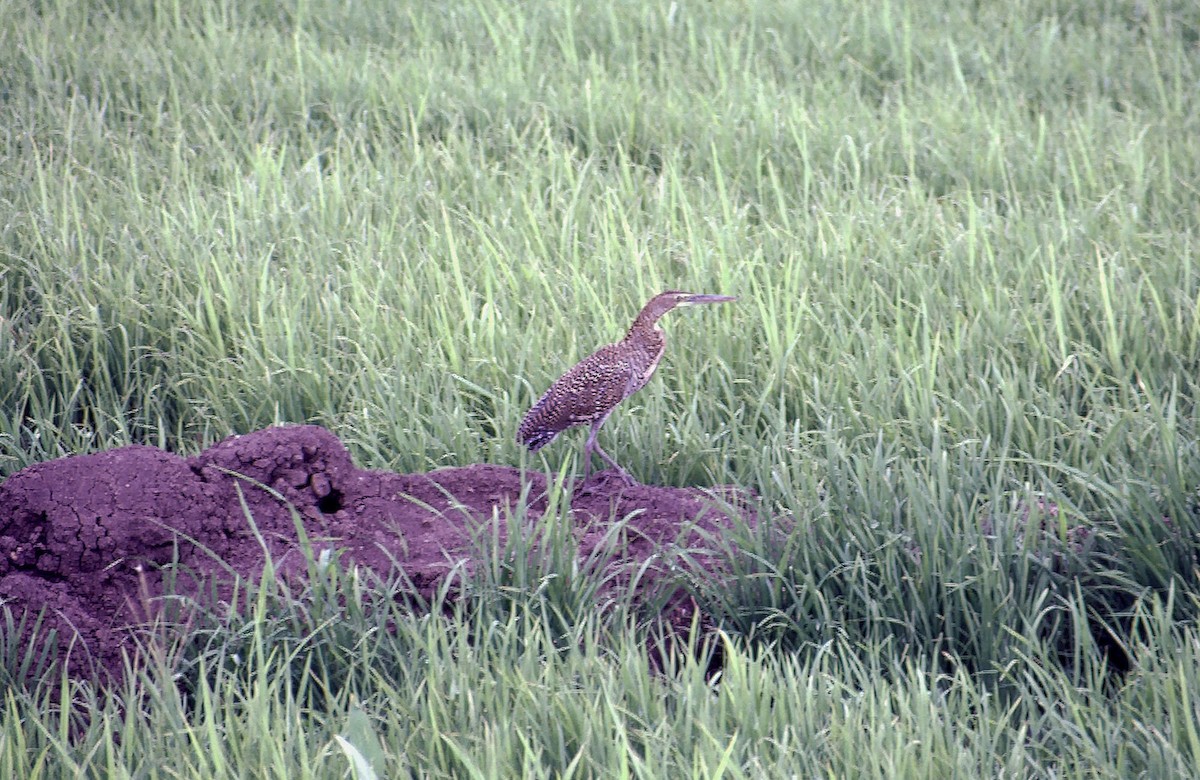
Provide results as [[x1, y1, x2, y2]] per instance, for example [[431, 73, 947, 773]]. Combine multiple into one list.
[[517, 290, 735, 483]]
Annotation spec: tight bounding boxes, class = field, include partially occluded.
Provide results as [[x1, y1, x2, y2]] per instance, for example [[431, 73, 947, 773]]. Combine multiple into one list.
[[3, 0, 1200, 776]]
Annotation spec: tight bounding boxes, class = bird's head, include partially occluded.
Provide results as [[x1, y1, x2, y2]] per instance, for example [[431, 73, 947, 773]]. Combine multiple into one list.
[[632, 290, 737, 331]]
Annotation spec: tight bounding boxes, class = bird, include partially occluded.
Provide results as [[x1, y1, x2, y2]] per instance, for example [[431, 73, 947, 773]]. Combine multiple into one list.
[[517, 290, 736, 484]]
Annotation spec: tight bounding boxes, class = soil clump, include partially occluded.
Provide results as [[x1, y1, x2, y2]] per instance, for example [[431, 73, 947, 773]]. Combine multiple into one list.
[[0, 425, 748, 680]]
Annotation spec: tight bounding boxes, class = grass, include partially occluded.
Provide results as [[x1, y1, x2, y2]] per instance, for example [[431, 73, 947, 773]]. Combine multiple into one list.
[[2, 0, 1199, 775]]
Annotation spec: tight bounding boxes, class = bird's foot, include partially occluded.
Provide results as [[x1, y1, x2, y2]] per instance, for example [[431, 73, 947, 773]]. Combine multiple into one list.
[[573, 468, 637, 495], [599, 468, 638, 487]]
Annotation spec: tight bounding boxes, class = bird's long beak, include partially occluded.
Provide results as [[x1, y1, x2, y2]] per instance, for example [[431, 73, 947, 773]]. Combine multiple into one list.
[[681, 293, 737, 305]]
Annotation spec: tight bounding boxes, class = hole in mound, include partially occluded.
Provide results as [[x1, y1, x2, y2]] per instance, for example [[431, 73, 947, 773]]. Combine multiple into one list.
[[316, 488, 343, 514]]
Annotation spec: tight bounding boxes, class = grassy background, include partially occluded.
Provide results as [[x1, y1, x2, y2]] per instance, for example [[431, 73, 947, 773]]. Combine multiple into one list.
[[2, 0, 1200, 776]]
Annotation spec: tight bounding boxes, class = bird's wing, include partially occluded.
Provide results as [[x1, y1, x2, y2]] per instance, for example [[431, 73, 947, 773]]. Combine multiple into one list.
[[517, 344, 634, 450]]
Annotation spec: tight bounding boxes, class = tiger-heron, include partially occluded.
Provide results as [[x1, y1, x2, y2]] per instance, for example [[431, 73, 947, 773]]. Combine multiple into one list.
[[517, 290, 736, 483]]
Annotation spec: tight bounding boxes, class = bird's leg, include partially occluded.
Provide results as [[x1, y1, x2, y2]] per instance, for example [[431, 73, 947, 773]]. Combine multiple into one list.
[[591, 441, 635, 485], [581, 416, 602, 482], [583, 412, 635, 485], [581, 412, 605, 482]]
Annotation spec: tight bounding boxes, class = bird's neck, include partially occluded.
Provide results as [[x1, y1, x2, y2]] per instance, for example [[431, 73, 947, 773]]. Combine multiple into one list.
[[627, 298, 672, 335], [621, 320, 666, 366], [625, 317, 663, 342]]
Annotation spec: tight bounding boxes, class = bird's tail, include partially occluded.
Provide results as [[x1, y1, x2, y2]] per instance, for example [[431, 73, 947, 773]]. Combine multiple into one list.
[[517, 426, 557, 452]]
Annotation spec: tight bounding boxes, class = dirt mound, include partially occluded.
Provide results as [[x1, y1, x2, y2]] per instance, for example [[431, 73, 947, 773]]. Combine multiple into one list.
[[0, 425, 749, 680]]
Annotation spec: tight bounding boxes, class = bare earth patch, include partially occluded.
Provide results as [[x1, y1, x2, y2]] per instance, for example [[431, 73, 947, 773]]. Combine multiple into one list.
[[0, 425, 750, 679]]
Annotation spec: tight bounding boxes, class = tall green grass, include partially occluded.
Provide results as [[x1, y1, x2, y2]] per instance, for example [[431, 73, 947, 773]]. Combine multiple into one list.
[[3, 524, 1200, 777], [3, 0, 1200, 775]]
